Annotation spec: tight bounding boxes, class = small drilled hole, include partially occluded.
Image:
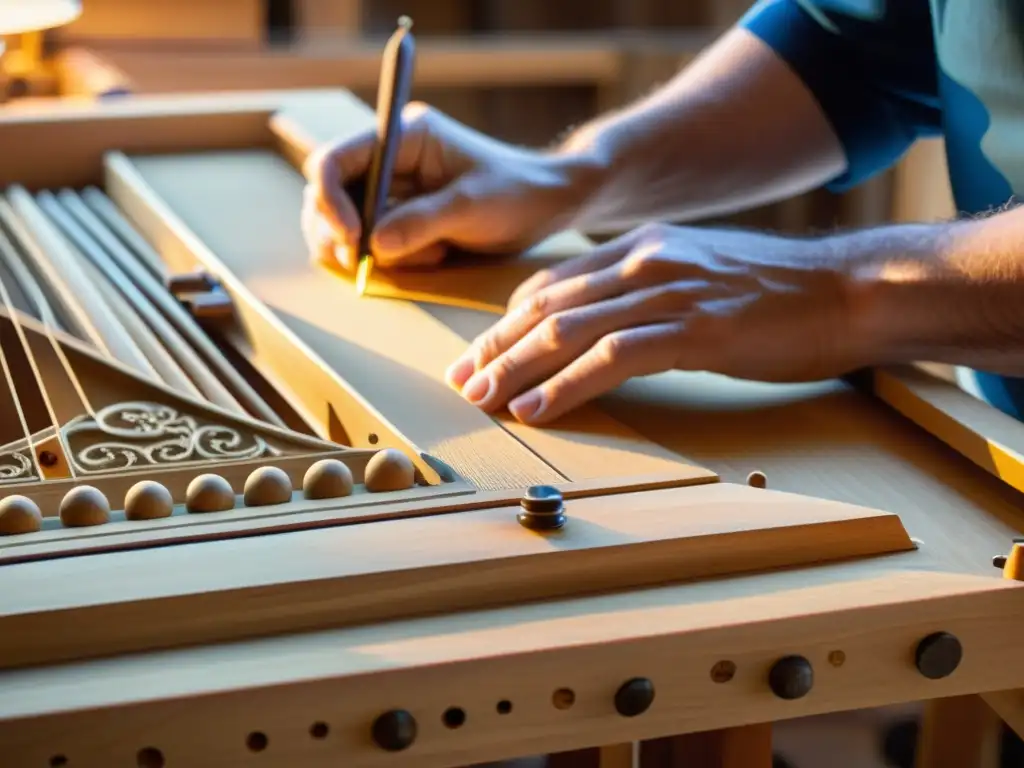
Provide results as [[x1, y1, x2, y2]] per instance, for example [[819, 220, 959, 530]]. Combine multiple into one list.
[[49, 757, 68, 768], [246, 732, 269, 752], [711, 660, 736, 684], [137, 747, 165, 768], [552, 688, 575, 710], [442, 707, 466, 729], [828, 650, 846, 667], [309, 722, 329, 739], [496, 699, 513, 715], [367, 433, 379, 445]]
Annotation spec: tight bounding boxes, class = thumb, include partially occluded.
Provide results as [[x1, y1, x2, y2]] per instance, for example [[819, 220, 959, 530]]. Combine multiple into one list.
[[370, 184, 470, 267]]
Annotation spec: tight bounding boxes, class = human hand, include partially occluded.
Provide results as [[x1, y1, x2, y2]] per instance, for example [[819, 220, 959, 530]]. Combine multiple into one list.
[[301, 103, 597, 271], [445, 223, 878, 424]]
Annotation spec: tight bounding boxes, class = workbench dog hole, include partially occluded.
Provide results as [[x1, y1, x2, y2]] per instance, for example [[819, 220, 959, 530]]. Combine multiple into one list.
[[309, 721, 329, 739], [368, 432, 379, 444], [442, 706, 466, 729], [246, 731, 269, 752], [552, 688, 575, 710], [496, 699, 513, 715], [136, 746, 165, 768]]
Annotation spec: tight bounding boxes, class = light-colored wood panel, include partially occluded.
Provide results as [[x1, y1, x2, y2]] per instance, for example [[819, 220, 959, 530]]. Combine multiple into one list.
[[0, 482, 913, 671], [916, 695, 1001, 768], [2, 565, 1023, 767], [107, 146, 713, 489], [869, 365, 1024, 496]]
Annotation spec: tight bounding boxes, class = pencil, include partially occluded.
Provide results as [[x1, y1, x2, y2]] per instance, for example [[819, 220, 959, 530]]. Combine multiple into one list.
[[357, 15, 416, 296]]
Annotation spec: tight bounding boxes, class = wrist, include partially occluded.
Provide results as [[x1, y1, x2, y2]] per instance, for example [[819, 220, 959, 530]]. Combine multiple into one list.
[[545, 142, 611, 232], [836, 220, 1014, 367]]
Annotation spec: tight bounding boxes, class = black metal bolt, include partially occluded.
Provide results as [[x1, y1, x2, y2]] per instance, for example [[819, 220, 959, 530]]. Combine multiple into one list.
[[768, 656, 814, 700], [614, 677, 655, 717], [915, 632, 962, 680], [371, 709, 417, 752], [518, 485, 566, 531]]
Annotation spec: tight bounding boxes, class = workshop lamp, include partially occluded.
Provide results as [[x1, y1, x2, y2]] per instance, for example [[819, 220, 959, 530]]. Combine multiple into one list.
[[0, 0, 81, 99]]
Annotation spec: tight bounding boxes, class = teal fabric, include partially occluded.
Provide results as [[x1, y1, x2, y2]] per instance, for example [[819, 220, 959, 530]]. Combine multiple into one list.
[[741, 0, 1024, 418]]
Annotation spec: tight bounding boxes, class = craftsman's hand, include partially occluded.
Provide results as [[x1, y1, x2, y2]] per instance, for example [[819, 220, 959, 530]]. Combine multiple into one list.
[[445, 223, 877, 424], [302, 103, 595, 271]]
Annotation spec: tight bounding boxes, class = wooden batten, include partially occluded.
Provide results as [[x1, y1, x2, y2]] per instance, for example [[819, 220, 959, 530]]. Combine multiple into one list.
[[0, 483, 914, 670]]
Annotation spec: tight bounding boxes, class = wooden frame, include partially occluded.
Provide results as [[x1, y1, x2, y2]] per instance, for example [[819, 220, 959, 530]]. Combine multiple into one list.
[[1, 89, 1024, 768]]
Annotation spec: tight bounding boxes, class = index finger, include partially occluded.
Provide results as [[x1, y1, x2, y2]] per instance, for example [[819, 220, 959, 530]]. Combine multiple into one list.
[[303, 102, 435, 255], [303, 131, 377, 251]]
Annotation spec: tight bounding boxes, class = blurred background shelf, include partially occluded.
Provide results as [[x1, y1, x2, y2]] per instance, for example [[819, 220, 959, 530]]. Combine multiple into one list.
[[21, 0, 956, 235]]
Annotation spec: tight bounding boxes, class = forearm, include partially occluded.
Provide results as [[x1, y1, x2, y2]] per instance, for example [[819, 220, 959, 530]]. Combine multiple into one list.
[[556, 27, 846, 231], [843, 207, 1024, 374]]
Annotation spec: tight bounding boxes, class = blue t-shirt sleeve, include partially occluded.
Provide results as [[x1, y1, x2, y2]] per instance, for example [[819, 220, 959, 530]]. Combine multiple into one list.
[[739, 0, 943, 191]]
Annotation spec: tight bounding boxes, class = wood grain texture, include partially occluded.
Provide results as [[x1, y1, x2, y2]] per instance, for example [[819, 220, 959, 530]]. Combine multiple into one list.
[[0, 482, 912, 670], [106, 147, 712, 490], [3, 565, 1024, 767]]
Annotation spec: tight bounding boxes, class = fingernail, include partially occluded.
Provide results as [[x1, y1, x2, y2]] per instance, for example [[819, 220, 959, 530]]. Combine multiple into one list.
[[461, 370, 492, 405], [509, 390, 545, 422], [335, 243, 355, 271], [445, 356, 475, 388]]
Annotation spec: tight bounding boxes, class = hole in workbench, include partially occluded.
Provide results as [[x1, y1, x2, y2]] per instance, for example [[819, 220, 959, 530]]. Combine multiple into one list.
[[496, 699, 513, 715], [552, 688, 575, 710], [309, 722, 329, 739], [246, 731, 268, 752], [136, 747, 165, 768], [443, 706, 466, 729]]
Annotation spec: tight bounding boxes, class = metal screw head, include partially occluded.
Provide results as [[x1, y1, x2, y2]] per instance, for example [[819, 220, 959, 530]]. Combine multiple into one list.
[[371, 710, 417, 752], [614, 677, 655, 717], [915, 632, 962, 680], [518, 485, 566, 530], [768, 656, 814, 700]]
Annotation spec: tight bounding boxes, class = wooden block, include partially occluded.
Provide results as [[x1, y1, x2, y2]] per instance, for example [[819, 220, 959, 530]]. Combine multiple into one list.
[[0, 482, 914, 670]]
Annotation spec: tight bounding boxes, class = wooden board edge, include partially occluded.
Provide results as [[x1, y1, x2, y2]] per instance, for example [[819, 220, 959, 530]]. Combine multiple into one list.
[[868, 365, 1024, 496], [2, 571, 1022, 766], [0, 482, 915, 670]]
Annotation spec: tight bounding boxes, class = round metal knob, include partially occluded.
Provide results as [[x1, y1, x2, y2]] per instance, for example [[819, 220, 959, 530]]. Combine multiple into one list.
[[915, 632, 962, 680], [518, 485, 566, 530], [371, 709, 417, 752], [768, 655, 814, 700], [614, 677, 655, 717]]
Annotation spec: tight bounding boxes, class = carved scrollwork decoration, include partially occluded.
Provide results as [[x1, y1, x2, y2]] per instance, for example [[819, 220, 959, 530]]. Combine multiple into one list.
[[0, 449, 37, 483], [62, 401, 279, 474]]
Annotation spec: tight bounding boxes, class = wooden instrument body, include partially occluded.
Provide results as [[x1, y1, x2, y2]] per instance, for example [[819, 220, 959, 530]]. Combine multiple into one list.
[[0, 90, 1022, 768]]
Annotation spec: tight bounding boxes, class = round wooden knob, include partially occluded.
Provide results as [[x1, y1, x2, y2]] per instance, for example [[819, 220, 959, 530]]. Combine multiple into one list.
[[302, 459, 354, 500], [185, 474, 235, 514], [0, 494, 42, 535], [915, 632, 962, 679], [614, 677, 655, 717], [747, 470, 768, 489], [371, 709, 417, 752], [364, 448, 415, 493], [60, 486, 111, 528], [243, 466, 293, 507], [124, 481, 174, 520], [768, 655, 814, 700]]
